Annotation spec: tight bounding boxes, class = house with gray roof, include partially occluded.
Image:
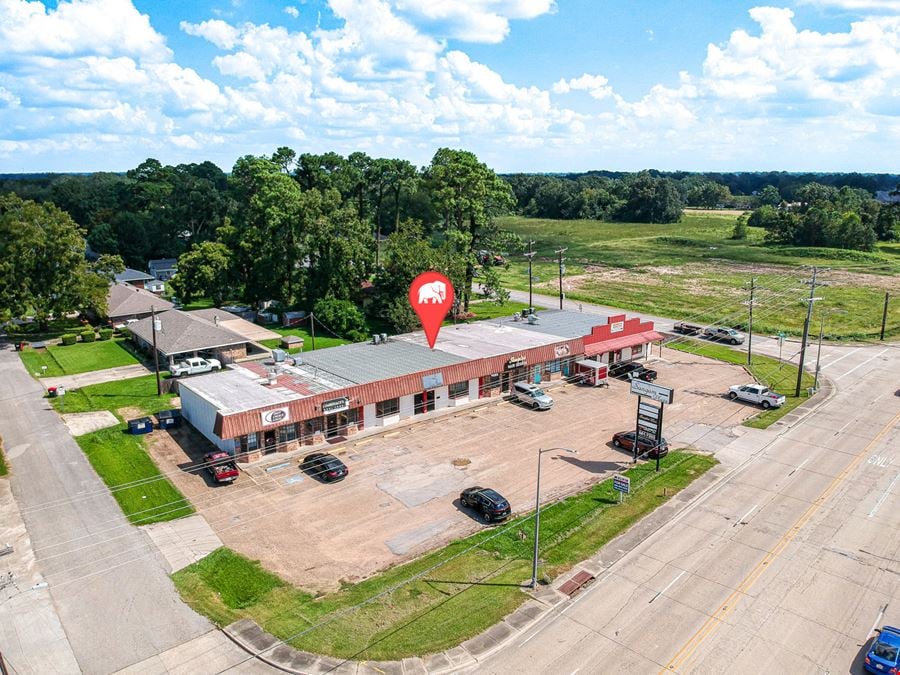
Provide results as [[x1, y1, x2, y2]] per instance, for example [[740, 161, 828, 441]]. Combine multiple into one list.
[[148, 258, 178, 280], [129, 309, 265, 367], [106, 283, 173, 324], [114, 268, 155, 289]]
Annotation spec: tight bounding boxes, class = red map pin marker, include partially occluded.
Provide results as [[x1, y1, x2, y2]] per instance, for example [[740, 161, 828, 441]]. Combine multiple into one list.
[[409, 271, 454, 349]]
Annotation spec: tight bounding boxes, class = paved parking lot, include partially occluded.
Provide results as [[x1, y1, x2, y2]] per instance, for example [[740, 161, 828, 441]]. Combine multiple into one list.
[[145, 348, 754, 592]]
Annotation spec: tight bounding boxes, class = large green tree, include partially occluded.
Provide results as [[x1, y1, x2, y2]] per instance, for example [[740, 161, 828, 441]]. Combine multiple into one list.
[[424, 148, 514, 311], [0, 194, 123, 325], [169, 241, 233, 306]]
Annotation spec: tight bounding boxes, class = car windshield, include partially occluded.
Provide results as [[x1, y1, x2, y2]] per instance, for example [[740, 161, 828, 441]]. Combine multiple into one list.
[[532, 389, 546, 396], [874, 641, 899, 662]]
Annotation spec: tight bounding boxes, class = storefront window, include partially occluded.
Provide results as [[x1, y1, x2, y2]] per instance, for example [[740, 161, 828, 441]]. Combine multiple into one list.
[[486, 374, 500, 388], [376, 398, 399, 417], [548, 359, 560, 373], [449, 381, 468, 399], [239, 432, 258, 452], [277, 423, 298, 443]]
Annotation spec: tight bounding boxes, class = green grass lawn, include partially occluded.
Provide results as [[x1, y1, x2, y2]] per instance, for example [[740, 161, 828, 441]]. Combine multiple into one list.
[[260, 326, 351, 353], [174, 451, 715, 661], [19, 338, 139, 378], [75, 425, 193, 524], [666, 340, 815, 428], [50, 374, 177, 418], [498, 214, 900, 339]]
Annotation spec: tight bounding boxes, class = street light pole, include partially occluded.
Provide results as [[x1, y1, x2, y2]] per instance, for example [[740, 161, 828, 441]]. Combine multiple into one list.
[[524, 241, 536, 313], [532, 447, 577, 589], [555, 247, 567, 311], [795, 267, 819, 398]]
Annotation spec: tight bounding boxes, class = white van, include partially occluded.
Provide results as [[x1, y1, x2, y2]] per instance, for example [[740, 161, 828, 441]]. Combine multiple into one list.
[[513, 382, 554, 410]]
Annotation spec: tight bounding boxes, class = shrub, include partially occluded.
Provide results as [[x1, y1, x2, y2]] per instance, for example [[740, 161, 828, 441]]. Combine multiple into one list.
[[60, 334, 77, 346], [81, 329, 96, 343], [98, 328, 114, 341], [312, 297, 367, 340]]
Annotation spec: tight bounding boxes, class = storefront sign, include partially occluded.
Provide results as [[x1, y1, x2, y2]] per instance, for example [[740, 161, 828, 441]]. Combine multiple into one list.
[[610, 320, 625, 333], [322, 397, 350, 414], [422, 373, 444, 390], [554, 344, 570, 357], [505, 356, 527, 370], [630, 380, 674, 404], [260, 407, 290, 426]]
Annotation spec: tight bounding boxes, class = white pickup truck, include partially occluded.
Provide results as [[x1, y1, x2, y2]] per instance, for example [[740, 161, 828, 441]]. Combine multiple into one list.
[[728, 384, 786, 409], [169, 357, 221, 377]]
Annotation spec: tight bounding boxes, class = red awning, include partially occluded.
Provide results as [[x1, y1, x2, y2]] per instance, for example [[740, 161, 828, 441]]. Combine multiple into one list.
[[584, 330, 665, 356]]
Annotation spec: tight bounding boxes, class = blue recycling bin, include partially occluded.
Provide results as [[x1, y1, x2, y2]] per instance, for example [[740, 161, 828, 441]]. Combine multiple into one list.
[[156, 409, 182, 430], [127, 417, 153, 435]]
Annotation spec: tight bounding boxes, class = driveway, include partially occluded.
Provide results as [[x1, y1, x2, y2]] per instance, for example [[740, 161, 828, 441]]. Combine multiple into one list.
[[0, 343, 210, 674], [145, 349, 752, 593]]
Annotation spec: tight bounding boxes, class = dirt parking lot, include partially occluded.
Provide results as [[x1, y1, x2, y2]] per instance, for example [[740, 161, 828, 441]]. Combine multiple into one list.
[[146, 348, 754, 592]]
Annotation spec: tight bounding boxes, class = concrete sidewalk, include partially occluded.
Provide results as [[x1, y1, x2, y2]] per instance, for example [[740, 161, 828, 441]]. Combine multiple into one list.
[[0, 476, 80, 675], [42, 362, 151, 390]]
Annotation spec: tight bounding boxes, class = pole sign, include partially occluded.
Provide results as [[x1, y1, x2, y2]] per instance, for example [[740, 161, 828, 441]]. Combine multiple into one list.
[[630, 379, 674, 404], [613, 475, 631, 494]]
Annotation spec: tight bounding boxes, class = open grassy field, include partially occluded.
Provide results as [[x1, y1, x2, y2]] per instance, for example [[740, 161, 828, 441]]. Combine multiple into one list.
[[665, 341, 815, 428], [19, 338, 139, 378], [76, 425, 193, 524], [499, 214, 900, 339], [50, 374, 177, 418], [174, 451, 715, 661]]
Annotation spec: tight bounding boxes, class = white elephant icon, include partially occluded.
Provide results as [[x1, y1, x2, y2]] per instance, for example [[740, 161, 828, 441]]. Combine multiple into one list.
[[417, 281, 447, 304]]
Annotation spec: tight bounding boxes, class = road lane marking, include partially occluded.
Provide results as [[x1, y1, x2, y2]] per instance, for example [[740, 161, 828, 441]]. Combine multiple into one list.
[[866, 604, 888, 643], [649, 569, 687, 603], [787, 459, 808, 477], [660, 408, 900, 674], [819, 347, 860, 371], [732, 504, 758, 527], [868, 472, 899, 518], [834, 348, 889, 381]]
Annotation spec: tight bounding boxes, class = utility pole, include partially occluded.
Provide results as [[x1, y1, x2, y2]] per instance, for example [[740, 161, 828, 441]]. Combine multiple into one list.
[[151, 305, 162, 396], [555, 247, 567, 310], [0, 649, 9, 675], [310, 311, 316, 350], [746, 276, 755, 366], [524, 240, 536, 313], [881, 292, 890, 341], [795, 267, 818, 398]]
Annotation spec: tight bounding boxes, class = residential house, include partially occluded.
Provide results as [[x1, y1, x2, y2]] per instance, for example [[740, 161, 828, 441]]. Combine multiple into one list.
[[148, 258, 178, 281], [106, 283, 174, 324], [114, 268, 155, 290]]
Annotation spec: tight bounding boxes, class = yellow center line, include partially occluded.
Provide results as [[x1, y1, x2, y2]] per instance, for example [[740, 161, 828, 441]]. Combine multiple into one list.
[[661, 408, 900, 674]]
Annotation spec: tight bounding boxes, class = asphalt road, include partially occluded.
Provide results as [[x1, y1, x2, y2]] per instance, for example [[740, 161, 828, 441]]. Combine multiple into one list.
[[478, 315, 900, 673], [0, 343, 210, 674]]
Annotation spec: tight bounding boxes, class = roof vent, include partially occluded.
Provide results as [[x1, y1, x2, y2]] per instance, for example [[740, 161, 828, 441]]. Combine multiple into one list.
[[267, 370, 277, 386], [372, 334, 381, 345], [380, 333, 387, 343], [213, 315, 219, 326]]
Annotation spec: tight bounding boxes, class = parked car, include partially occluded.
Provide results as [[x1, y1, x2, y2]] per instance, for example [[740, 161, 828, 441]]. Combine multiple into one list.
[[672, 321, 703, 335], [611, 431, 669, 459], [609, 361, 658, 382], [513, 381, 554, 410], [169, 357, 221, 377], [301, 453, 349, 482], [204, 451, 239, 484], [703, 327, 745, 345], [459, 486, 511, 523], [865, 626, 900, 674], [728, 384, 786, 409]]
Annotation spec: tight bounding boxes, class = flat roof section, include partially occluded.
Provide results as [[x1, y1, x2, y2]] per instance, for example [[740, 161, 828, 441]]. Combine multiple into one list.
[[300, 339, 467, 385], [180, 368, 303, 414], [506, 309, 614, 338], [395, 321, 568, 359]]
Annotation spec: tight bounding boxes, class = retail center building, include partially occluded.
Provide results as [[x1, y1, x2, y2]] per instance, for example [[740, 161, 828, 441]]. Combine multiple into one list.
[[178, 309, 663, 461]]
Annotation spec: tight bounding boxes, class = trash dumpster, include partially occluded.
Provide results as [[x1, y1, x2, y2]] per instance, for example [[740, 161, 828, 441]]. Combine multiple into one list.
[[127, 417, 153, 435], [156, 409, 182, 430]]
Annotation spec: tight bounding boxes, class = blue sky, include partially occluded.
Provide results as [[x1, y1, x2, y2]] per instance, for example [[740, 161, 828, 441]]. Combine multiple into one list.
[[1, 0, 899, 174]]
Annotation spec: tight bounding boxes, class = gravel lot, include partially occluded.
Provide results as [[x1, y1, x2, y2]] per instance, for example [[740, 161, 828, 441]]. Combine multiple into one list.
[[146, 348, 753, 592]]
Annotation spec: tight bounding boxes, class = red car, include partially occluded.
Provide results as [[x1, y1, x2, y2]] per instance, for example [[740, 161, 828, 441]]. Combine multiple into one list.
[[611, 431, 669, 459], [204, 451, 239, 484]]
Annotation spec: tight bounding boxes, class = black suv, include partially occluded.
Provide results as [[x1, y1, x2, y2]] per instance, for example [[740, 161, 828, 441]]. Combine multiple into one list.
[[609, 361, 658, 382], [459, 487, 511, 523], [301, 453, 349, 482]]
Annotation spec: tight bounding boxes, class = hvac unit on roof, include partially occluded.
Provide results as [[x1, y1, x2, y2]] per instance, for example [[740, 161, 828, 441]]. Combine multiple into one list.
[[380, 333, 387, 343], [372, 334, 381, 345], [527, 313, 539, 324]]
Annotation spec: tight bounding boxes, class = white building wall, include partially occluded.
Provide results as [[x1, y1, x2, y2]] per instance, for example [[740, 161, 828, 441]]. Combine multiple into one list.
[[179, 385, 233, 453], [468, 378, 479, 400], [399, 394, 415, 419], [433, 385, 449, 411], [363, 403, 376, 430]]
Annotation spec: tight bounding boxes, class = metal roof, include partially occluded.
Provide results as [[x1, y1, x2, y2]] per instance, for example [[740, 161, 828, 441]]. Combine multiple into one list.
[[503, 310, 614, 338], [395, 321, 565, 359], [180, 368, 303, 414], [300, 339, 467, 385]]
